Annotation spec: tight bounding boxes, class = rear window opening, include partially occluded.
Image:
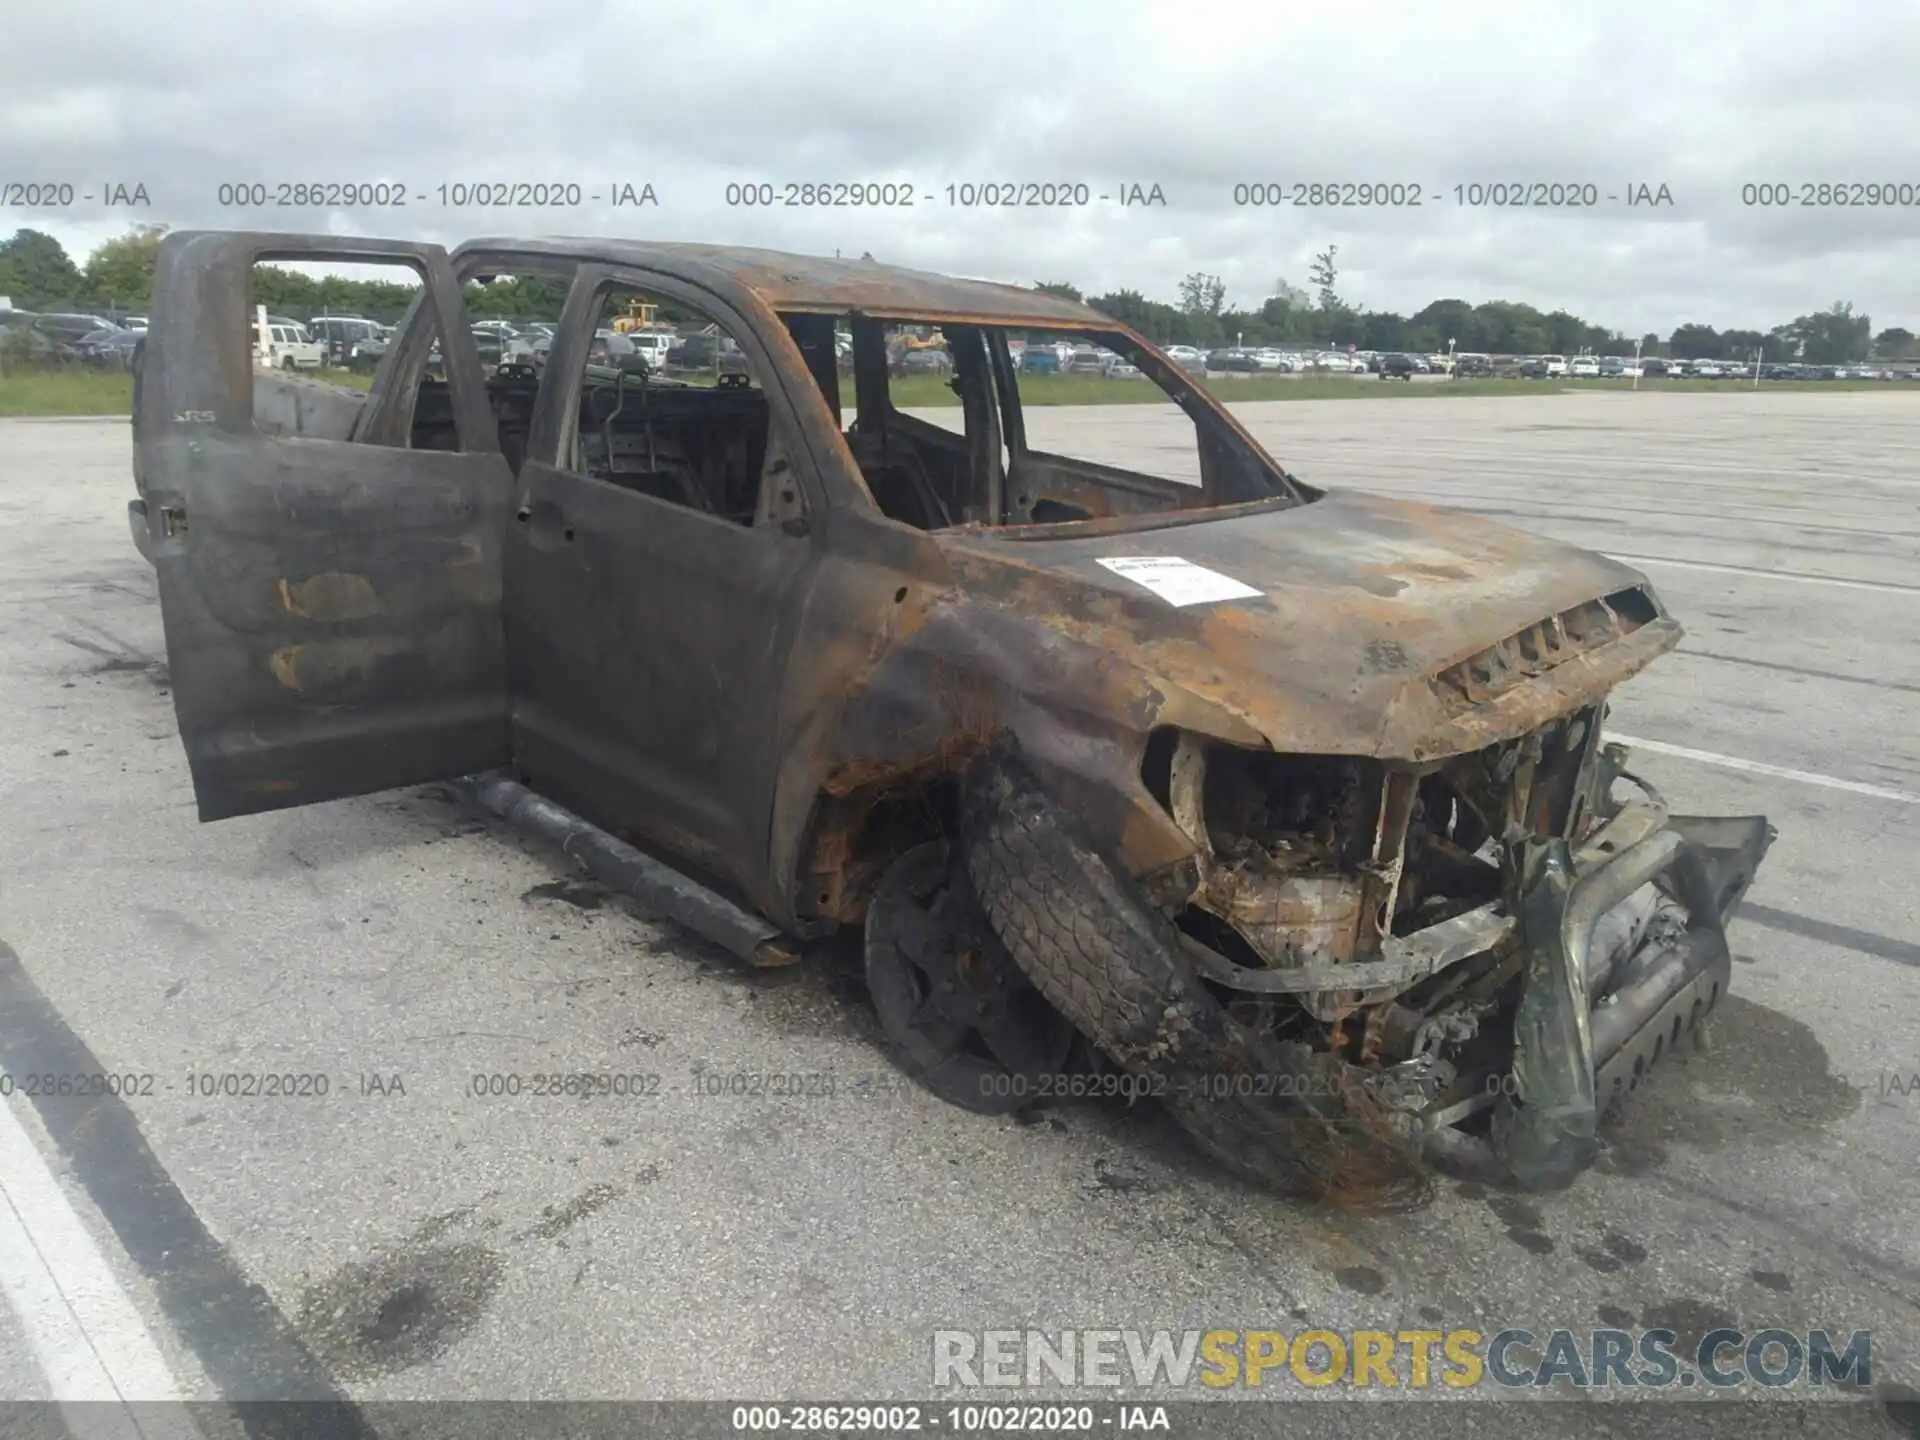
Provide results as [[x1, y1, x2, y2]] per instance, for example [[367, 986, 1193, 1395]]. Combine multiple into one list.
[[780, 312, 1309, 535]]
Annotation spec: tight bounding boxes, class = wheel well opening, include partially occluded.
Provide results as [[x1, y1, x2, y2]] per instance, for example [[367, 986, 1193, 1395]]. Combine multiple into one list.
[[799, 776, 961, 926]]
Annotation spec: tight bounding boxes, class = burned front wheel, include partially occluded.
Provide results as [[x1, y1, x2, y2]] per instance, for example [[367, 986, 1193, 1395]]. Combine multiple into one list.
[[961, 745, 1431, 1206], [864, 840, 1076, 1115]]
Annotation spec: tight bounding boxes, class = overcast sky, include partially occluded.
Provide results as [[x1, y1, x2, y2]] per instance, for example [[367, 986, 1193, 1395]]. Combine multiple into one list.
[[5, 0, 1918, 334]]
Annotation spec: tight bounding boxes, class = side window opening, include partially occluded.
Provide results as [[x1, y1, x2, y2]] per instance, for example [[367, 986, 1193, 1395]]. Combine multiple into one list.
[[560, 283, 781, 529], [247, 257, 443, 445]]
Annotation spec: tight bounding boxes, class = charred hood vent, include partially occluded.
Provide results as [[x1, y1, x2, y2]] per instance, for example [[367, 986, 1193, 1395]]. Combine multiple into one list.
[[1435, 588, 1656, 710]]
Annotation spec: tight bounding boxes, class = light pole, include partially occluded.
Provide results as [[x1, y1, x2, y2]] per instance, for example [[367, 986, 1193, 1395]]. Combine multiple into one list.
[[1632, 336, 1643, 392], [1447, 336, 1456, 372]]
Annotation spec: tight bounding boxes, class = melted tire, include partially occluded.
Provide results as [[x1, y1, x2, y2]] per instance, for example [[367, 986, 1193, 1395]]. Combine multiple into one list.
[[865, 840, 1074, 1116], [961, 745, 1430, 1206]]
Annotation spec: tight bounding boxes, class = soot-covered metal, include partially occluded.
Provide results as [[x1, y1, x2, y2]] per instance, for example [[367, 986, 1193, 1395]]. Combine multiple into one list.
[[129, 229, 1774, 1203]]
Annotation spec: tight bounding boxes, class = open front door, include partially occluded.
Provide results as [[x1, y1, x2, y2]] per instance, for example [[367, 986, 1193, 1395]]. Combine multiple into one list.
[[134, 231, 512, 820]]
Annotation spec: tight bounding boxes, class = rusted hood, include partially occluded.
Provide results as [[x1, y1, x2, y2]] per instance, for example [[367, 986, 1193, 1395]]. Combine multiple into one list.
[[939, 490, 1681, 759]]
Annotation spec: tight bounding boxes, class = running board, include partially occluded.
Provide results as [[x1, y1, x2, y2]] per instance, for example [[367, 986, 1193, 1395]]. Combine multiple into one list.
[[456, 771, 801, 968]]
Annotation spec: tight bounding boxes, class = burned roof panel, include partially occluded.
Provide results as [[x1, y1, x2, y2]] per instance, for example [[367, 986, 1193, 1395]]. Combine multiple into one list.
[[454, 238, 1108, 326]]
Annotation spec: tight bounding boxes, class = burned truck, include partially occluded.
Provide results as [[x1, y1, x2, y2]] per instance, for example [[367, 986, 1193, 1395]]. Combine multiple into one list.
[[128, 231, 1773, 1201]]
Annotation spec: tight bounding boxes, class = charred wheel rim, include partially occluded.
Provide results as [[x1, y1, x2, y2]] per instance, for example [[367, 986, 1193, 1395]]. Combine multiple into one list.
[[864, 840, 1074, 1115], [961, 744, 1432, 1207]]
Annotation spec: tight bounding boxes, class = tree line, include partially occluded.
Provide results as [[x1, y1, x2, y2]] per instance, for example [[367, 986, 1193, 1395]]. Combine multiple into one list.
[[2, 226, 1908, 365]]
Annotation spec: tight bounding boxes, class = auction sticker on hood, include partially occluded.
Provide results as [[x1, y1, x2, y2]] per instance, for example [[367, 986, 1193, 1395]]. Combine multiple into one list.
[[1095, 555, 1263, 607]]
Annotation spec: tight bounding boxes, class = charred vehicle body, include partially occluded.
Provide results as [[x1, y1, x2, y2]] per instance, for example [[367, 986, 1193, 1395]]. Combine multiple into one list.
[[129, 231, 1774, 1202]]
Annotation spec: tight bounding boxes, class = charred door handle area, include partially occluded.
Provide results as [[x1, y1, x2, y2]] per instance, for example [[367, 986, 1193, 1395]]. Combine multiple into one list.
[[517, 500, 576, 550]]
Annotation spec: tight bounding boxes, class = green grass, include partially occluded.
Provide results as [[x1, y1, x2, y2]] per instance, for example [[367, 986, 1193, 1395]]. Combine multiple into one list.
[[0, 367, 135, 416], [2, 363, 1907, 419]]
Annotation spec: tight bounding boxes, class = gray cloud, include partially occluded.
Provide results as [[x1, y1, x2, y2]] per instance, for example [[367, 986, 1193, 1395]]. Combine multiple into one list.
[[4, 0, 1917, 333]]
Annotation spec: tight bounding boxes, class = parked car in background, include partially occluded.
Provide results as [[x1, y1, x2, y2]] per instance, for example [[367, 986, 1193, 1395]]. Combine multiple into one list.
[[1106, 359, 1143, 380], [669, 332, 751, 375], [1452, 354, 1495, 378], [261, 321, 325, 370], [503, 325, 557, 369], [32, 313, 120, 346], [1064, 346, 1107, 375], [308, 316, 386, 369], [1205, 347, 1259, 372], [0, 313, 75, 369], [625, 331, 678, 371], [1377, 353, 1418, 381], [73, 327, 130, 366], [93, 328, 148, 368], [348, 324, 396, 371], [585, 329, 636, 367], [1539, 354, 1569, 377], [1019, 341, 1061, 374], [1569, 356, 1600, 378]]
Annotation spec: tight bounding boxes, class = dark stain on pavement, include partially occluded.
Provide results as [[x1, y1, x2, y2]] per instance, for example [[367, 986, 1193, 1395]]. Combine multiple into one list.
[[1576, 1231, 1649, 1274], [1333, 1265, 1386, 1296], [1752, 1268, 1793, 1292], [1640, 1297, 1738, 1357], [1485, 1194, 1555, 1255], [297, 1241, 503, 1379], [1596, 1303, 1637, 1329], [1598, 994, 1858, 1175], [522, 880, 613, 912]]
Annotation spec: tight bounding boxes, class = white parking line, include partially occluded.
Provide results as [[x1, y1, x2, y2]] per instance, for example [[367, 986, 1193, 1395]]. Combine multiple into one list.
[[0, 1097, 199, 1436], [1609, 733, 1920, 805], [1607, 553, 1920, 596]]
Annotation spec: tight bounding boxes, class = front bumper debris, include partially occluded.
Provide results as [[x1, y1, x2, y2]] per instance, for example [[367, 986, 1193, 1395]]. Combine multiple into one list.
[[1423, 804, 1775, 1189]]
